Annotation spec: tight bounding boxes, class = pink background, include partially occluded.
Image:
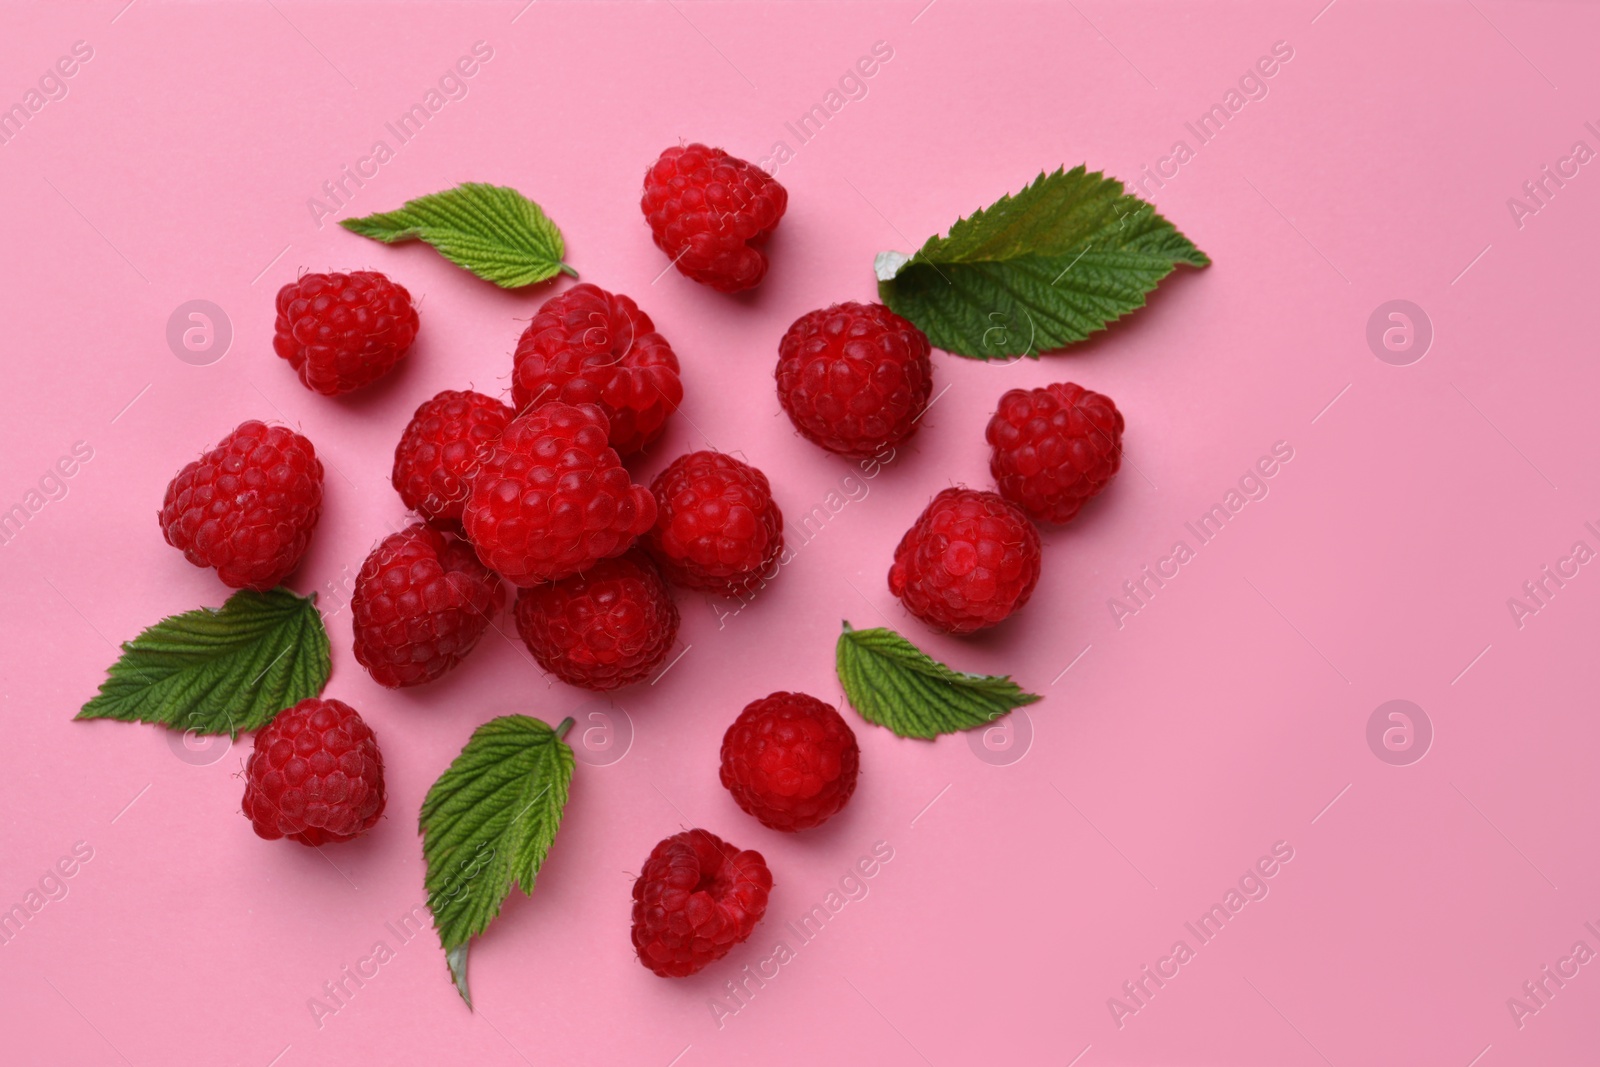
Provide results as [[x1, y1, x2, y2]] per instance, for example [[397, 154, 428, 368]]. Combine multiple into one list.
[[3, 1, 1597, 1064]]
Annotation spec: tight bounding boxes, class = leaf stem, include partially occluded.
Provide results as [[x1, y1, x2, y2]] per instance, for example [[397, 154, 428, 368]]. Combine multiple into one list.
[[558, 262, 579, 279], [554, 716, 575, 740]]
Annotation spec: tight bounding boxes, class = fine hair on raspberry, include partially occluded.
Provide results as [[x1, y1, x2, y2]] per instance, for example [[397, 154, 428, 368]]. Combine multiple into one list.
[[631, 829, 772, 977], [720, 692, 860, 832], [775, 302, 933, 459], [241, 698, 386, 846], [159, 419, 324, 591], [351, 523, 505, 689], [514, 551, 679, 691], [511, 283, 682, 456]]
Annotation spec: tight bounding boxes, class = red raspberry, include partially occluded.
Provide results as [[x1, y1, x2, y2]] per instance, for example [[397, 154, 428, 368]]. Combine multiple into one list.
[[241, 698, 386, 846], [888, 487, 1042, 635], [273, 271, 419, 396], [641, 144, 788, 293], [987, 383, 1124, 525], [511, 283, 683, 456], [351, 524, 505, 689], [645, 451, 784, 596], [720, 692, 860, 832], [392, 390, 515, 528], [462, 403, 656, 587], [631, 829, 772, 977], [159, 420, 324, 591], [775, 302, 934, 459], [514, 552, 679, 690]]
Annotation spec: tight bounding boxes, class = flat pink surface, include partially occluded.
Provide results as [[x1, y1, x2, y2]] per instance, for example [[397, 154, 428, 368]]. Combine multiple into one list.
[[3, 1, 1597, 1064]]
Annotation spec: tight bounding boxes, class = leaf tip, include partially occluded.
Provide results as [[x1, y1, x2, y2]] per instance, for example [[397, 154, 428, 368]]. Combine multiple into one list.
[[338, 215, 384, 238], [447, 943, 472, 1008]]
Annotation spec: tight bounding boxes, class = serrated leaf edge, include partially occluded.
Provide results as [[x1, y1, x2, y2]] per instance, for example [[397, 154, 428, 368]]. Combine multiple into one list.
[[836, 622, 1040, 740], [879, 164, 1209, 358], [419, 715, 575, 1006], [340, 182, 575, 288], [73, 588, 330, 738]]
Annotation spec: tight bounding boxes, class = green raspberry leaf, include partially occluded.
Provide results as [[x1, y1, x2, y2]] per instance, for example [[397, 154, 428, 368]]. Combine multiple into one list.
[[835, 622, 1041, 739], [419, 714, 576, 1006], [74, 588, 330, 738], [341, 182, 576, 288], [877, 165, 1209, 360]]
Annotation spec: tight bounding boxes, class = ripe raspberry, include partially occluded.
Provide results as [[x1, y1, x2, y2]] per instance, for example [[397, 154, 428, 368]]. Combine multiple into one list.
[[462, 403, 656, 587], [987, 383, 1124, 525], [273, 271, 419, 396], [775, 302, 934, 459], [242, 698, 386, 846], [511, 283, 683, 456], [514, 552, 678, 691], [351, 524, 505, 689], [888, 487, 1042, 635], [720, 692, 860, 832], [631, 829, 772, 977], [159, 420, 324, 591], [392, 390, 515, 528], [645, 451, 784, 596], [641, 144, 788, 293]]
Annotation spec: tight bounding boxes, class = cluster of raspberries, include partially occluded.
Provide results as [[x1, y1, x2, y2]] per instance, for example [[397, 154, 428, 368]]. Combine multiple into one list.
[[157, 141, 1122, 979]]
